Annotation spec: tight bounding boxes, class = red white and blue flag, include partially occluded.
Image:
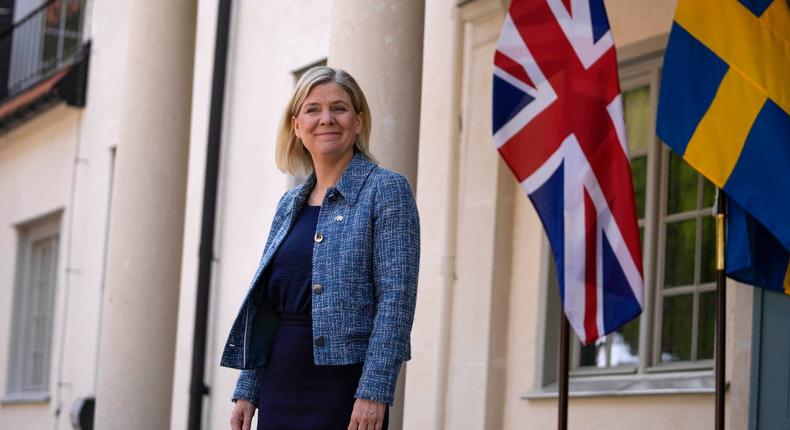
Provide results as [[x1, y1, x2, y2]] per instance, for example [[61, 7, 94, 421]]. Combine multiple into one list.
[[493, 0, 643, 344]]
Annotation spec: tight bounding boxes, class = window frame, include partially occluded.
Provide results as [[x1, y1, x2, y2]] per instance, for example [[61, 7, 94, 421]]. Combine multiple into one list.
[[8, 0, 87, 95], [567, 54, 665, 377], [651, 145, 717, 370], [4, 211, 61, 402], [536, 36, 717, 392], [41, 0, 86, 71], [624, 39, 668, 378]]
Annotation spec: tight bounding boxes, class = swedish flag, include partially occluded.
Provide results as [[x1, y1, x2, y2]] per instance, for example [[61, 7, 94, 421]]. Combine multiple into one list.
[[656, 0, 790, 294]]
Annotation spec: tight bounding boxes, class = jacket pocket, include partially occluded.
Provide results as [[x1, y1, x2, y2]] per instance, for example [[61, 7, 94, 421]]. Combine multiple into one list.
[[338, 299, 376, 340]]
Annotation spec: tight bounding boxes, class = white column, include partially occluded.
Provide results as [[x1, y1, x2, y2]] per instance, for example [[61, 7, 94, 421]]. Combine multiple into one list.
[[328, 0, 425, 187], [93, 1, 196, 428], [403, 0, 462, 428], [439, 1, 513, 429], [328, 2, 425, 428]]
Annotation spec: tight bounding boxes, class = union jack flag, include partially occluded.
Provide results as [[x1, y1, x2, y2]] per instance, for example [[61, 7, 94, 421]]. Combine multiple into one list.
[[492, 0, 643, 344]]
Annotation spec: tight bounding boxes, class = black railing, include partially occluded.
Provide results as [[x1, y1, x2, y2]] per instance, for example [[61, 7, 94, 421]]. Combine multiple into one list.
[[0, 0, 86, 99]]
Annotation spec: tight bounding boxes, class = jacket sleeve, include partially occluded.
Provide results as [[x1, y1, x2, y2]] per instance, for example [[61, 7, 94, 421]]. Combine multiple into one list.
[[232, 368, 265, 403], [354, 173, 420, 405]]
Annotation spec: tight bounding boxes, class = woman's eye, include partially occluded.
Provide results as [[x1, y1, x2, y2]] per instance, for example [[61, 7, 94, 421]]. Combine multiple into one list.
[[332, 106, 347, 112]]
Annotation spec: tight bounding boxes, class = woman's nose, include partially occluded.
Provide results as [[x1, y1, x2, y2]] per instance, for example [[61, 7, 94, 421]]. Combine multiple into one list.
[[319, 109, 335, 125]]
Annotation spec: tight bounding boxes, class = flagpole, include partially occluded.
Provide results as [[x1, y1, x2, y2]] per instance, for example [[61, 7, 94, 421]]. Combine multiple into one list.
[[715, 190, 726, 430], [558, 307, 570, 430]]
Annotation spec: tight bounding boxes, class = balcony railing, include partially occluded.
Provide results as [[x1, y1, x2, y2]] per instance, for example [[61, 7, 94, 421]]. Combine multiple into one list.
[[0, 0, 86, 100]]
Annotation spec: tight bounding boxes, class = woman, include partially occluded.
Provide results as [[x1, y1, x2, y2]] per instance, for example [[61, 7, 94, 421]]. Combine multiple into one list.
[[221, 66, 420, 430]]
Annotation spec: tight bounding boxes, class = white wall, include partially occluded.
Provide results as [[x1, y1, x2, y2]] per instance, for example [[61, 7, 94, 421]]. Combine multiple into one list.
[[0, 106, 78, 429]]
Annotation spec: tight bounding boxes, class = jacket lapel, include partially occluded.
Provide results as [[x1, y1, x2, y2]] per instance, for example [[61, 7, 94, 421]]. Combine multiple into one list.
[[246, 175, 315, 296], [261, 176, 314, 274]]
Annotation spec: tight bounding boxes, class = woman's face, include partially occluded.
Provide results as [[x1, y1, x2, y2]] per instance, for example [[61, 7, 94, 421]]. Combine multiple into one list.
[[293, 82, 362, 163]]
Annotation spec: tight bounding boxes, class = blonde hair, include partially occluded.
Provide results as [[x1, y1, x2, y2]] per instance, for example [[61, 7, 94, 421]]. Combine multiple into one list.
[[275, 66, 375, 176]]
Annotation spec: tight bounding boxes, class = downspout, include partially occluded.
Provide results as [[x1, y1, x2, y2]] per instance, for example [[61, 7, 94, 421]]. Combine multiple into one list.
[[188, 1, 232, 429], [431, 12, 463, 430]]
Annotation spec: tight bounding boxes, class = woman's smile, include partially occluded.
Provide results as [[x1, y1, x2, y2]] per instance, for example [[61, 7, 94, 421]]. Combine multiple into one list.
[[292, 82, 362, 160], [315, 131, 342, 137]]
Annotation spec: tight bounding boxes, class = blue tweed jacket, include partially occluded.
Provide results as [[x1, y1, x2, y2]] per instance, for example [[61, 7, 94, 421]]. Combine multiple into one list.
[[220, 153, 420, 406]]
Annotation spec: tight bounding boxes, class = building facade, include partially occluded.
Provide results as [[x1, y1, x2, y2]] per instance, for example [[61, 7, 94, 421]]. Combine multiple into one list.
[[0, 0, 783, 429]]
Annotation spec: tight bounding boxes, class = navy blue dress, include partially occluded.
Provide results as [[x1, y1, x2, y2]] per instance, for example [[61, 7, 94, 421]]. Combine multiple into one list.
[[257, 205, 388, 430]]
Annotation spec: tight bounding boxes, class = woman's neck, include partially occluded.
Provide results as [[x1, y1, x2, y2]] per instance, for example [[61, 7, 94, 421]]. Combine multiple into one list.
[[308, 151, 353, 205]]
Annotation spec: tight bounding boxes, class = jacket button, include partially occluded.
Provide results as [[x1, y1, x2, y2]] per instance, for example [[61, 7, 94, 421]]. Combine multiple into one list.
[[314, 233, 323, 243], [312, 284, 323, 294], [335, 215, 343, 221], [314, 336, 326, 347]]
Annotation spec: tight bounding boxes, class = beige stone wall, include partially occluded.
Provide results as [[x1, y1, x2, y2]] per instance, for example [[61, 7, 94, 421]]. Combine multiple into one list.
[[605, 0, 677, 48]]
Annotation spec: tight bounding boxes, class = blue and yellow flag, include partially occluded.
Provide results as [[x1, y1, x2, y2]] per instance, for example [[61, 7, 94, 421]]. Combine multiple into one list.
[[656, 0, 790, 293]]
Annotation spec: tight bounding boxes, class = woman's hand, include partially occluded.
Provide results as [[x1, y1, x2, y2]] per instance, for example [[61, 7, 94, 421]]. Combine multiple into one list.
[[348, 398, 386, 430], [230, 399, 255, 430]]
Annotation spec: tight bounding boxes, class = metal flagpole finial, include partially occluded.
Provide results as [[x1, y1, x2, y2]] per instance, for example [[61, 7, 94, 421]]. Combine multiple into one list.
[[714, 187, 726, 430], [715, 189, 725, 271]]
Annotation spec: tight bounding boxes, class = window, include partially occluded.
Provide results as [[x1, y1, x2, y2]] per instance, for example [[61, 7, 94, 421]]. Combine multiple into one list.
[[655, 150, 717, 365], [541, 46, 717, 385], [8, 0, 86, 95], [5, 212, 61, 400], [41, 0, 85, 72], [292, 58, 327, 83]]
